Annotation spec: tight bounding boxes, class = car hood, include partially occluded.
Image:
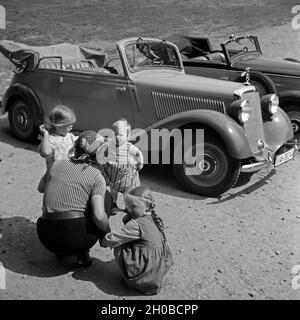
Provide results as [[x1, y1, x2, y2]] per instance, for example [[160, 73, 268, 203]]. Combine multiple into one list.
[[131, 69, 244, 98], [233, 54, 300, 76]]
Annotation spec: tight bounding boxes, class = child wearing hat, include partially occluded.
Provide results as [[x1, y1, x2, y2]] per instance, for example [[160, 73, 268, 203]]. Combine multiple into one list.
[[37, 105, 78, 193]]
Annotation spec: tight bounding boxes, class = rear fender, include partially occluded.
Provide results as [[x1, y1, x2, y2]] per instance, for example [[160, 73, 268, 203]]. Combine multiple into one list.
[[141, 110, 253, 159], [2, 82, 43, 125]]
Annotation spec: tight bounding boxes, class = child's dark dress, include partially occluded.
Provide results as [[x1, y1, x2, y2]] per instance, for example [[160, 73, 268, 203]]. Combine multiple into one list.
[[113, 215, 173, 295]]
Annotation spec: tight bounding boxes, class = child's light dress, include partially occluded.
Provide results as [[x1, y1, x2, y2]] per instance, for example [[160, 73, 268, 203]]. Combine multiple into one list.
[[38, 133, 78, 192], [43, 133, 78, 169]]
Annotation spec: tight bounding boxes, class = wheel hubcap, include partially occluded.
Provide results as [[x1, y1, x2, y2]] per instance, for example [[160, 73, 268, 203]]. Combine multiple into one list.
[[17, 113, 27, 126], [199, 155, 217, 176], [13, 104, 32, 134], [291, 119, 300, 133]]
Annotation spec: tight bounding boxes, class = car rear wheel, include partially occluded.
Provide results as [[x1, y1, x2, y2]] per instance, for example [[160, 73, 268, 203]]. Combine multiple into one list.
[[236, 71, 277, 96], [285, 105, 300, 140], [172, 135, 241, 197], [8, 99, 38, 142]]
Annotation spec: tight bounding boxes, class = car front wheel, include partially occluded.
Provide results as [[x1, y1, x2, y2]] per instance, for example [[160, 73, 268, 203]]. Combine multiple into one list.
[[8, 99, 38, 142], [285, 105, 300, 140], [173, 136, 241, 197]]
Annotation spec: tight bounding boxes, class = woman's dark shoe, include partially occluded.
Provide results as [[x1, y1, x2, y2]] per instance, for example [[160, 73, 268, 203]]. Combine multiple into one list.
[[75, 252, 93, 268], [55, 253, 65, 262]]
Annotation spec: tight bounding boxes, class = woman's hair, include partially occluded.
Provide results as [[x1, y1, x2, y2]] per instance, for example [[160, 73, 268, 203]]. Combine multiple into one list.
[[71, 130, 98, 165], [45, 105, 76, 133], [128, 186, 166, 242]]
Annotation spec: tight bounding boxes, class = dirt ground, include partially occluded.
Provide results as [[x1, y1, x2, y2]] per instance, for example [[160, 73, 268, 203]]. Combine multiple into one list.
[[0, 0, 300, 300]]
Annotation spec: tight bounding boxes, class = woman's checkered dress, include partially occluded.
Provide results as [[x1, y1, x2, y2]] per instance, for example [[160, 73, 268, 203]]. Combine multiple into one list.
[[98, 140, 141, 194]]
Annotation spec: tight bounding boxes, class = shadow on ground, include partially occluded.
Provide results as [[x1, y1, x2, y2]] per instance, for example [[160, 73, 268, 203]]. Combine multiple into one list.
[[207, 169, 276, 205], [0, 117, 38, 152], [0, 216, 140, 296], [0, 216, 69, 277], [72, 259, 140, 297], [140, 164, 207, 200]]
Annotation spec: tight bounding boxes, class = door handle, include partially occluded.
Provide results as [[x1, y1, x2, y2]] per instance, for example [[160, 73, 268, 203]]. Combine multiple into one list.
[[115, 86, 126, 92]]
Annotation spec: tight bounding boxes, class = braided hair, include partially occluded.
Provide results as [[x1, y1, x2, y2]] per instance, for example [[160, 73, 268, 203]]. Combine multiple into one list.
[[128, 186, 167, 243]]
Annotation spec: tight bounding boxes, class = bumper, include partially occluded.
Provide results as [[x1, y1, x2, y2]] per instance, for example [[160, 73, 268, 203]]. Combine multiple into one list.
[[241, 141, 298, 173]]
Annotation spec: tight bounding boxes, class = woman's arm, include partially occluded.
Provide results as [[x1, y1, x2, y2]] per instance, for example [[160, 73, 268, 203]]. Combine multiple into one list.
[[90, 194, 111, 234], [101, 219, 140, 248]]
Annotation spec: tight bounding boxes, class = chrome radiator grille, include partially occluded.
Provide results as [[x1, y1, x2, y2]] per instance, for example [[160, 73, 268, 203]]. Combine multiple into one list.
[[267, 74, 300, 91], [152, 92, 225, 119], [242, 91, 265, 153]]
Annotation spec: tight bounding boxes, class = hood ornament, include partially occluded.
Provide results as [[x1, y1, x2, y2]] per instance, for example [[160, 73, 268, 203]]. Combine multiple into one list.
[[241, 67, 251, 85]]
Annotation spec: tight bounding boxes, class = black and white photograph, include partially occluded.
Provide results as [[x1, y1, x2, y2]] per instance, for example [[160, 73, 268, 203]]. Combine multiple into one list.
[[0, 0, 300, 304]]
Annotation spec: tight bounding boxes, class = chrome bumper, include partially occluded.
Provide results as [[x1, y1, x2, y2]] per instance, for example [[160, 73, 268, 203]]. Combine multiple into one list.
[[241, 159, 271, 173], [241, 141, 298, 173]]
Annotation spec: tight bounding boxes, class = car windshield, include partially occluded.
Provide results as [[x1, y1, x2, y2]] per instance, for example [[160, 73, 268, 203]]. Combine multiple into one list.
[[124, 39, 182, 71], [223, 36, 260, 59]]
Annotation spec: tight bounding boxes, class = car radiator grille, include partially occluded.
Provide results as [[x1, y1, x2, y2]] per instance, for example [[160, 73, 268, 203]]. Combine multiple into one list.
[[266, 74, 300, 91], [152, 92, 225, 119], [242, 91, 265, 153]]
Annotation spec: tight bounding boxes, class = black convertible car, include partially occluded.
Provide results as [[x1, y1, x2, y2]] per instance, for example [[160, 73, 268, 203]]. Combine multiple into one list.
[[167, 34, 300, 140]]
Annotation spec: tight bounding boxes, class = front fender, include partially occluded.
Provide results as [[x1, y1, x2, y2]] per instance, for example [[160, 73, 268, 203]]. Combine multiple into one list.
[[142, 110, 253, 159], [2, 82, 43, 125], [264, 107, 293, 151]]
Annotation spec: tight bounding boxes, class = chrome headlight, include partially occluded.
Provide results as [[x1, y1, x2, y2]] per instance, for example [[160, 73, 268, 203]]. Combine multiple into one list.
[[229, 99, 251, 124], [269, 94, 279, 114], [261, 94, 279, 115]]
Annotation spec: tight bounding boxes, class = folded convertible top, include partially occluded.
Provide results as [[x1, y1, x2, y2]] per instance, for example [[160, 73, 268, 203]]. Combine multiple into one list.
[[166, 34, 212, 58], [0, 40, 107, 70]]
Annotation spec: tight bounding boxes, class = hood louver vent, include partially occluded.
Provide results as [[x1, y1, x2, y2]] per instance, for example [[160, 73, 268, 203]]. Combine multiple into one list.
[[152, 92, 225, 119]]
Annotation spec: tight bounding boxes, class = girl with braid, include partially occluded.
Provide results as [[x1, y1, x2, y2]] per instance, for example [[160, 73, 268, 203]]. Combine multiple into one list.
[[101, 186, 173, 295]]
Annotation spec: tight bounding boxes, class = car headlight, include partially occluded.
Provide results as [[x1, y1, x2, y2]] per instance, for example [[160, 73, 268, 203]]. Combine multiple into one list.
[[229, 99, 251, 124], [261, 94, 279, 115]]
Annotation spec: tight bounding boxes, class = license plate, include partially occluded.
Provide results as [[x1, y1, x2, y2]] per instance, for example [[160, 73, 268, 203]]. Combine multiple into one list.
[[274, 148, 295, 167]]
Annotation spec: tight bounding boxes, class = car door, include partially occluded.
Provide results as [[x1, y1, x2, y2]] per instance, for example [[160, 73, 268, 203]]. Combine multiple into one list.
[[183, 62, 231, 81], [61, 70, 134, 132]]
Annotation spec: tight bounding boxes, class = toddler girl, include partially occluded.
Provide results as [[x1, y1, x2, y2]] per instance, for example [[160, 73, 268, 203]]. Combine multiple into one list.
[[37, 105, 77, 193], [96, 118, 144, 215], [101, 186, 173, 295]]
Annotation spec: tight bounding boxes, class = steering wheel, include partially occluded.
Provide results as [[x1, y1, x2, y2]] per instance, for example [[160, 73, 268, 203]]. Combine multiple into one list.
[[242, 46, 248, 53]]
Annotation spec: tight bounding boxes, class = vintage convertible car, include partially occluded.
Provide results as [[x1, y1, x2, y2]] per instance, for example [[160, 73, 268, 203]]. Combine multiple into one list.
[[167, 34, 300, 140], [0, 37, 296, 196]]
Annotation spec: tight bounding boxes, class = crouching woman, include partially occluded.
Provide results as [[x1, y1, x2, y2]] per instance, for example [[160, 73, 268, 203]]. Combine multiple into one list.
[[37, 130, 111, 267]]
